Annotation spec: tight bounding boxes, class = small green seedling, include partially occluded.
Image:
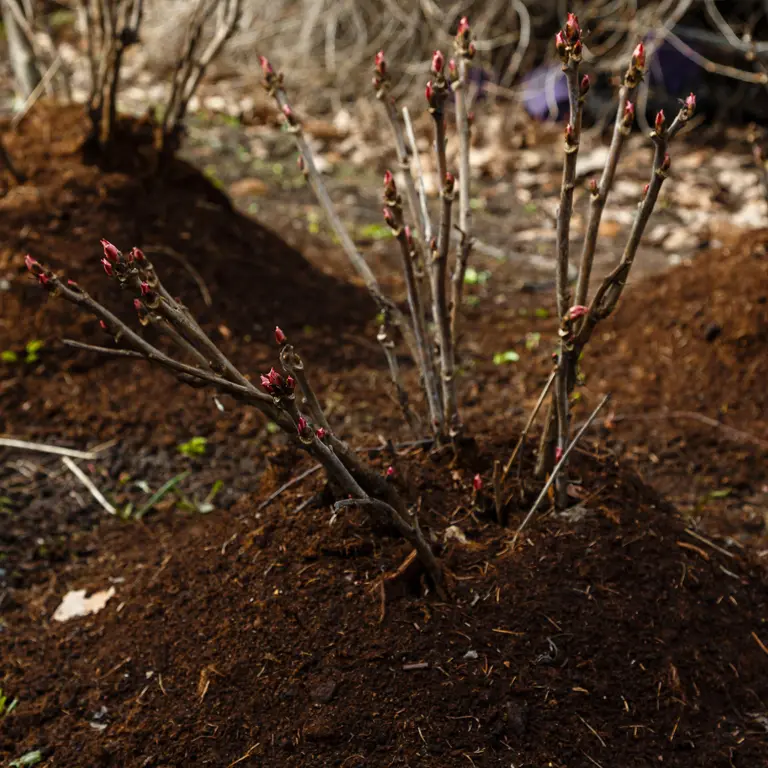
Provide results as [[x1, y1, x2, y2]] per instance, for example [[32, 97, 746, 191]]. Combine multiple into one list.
[[9, 750, 42, 767], [1, 350, 18, 363], [493, 350, 520, 365], [24, 340, 44, 363], [525, 332, 541, 351], [177, 436, 207, 457], [0, 688, 18, 717], [134, 471, 191, 520], [463, 267, 491, 286]]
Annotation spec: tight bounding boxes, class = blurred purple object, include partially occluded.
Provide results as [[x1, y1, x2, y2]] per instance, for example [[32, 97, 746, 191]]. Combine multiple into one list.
[[522, 39, 701, 121]]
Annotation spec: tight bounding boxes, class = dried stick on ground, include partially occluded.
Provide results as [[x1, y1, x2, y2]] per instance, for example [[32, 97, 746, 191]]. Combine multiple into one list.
[[24, 244, 444, 592], [159, 0, 241, 158], [449, 18, 475, 347]]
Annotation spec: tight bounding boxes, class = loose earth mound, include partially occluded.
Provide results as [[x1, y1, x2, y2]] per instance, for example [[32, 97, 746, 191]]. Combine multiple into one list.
[[1, 106, 767, 767]]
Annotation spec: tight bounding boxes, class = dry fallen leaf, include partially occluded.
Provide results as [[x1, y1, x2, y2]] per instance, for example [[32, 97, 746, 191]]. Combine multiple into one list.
[[52, 587, 116, 622]]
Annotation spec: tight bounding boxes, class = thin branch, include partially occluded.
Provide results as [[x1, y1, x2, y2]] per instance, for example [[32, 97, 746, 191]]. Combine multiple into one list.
[[402, 106, 433, 243], [449, 37, 474, 349], [0, 437, 105, 460], [503, 368, 556, 481], [258, 463, 322, 510], [61, 456, 116, 515], [511, 394, 610, 550], [377, 313, 422, 433]]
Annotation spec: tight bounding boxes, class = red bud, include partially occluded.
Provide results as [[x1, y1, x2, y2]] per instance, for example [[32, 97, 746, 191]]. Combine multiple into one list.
[[24, 254, 38, 271], [431, 50, 444, 75], [565, 12, 580, 42], [383, 207, 395, 228], [133, 298, 142, 311], [623, 101, 635, 126], [99, 320, 108, 331], [473, 474, 483, 491], [632, 42, 646, 70], [386, 465, 396, 478], [101, 257, 113, 277], [654, 110, 665, 133], [580, 74, 590, 97], [642, 183, 649, 200], [297, 416, 309, 435], [444, 172, 455, 193], [571, 39, 582, 58], [660, 153, 671, 173], [267, 367, 283, 388], [285, 375, 295, 392], [685, 92, 696, 113], [275, 326, 287, 345], [374, 51, 386, 76], [568, 304, 589, 320], [260, 374, 273, 394], [316, 427, 327, 440], [425, 80, 434, 106], [383, 169, 396, 197], [565, 123, 576, 145], [555, 447, 564, 462], [555, 30, 567, 58], [404, 225, 413, 249], [140, 281, 150, 296], [259, 56, 274, 76], [448, 59, 457, 80], [131, 247, 145, 262], [467, 42, 476, 59], [101, 239, 119, 262], [457, 16, 470, 40]]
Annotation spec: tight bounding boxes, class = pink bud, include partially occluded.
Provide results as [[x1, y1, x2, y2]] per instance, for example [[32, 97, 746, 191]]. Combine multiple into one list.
[[383, 207, 395, 228], [131, 247, 145, 262], [448, 59, 457, 80], [404, 225, 413, 249], [285, 375, 295, 392], [444, 172, 455, 192], [259, 56, 274, 76], [632, 42, 646, 70], [140, 281, 150, 296], [425, 80, 434, 106], [642, 183, 649, 200], [383, 170, 396, 196], [457, 16, 470, 40], [473, 474, 483, 491], [101, 239, 119, 262], [38, 273, 49, 286], [316, 427, 327, 440], [267, 367, 284, 388], [260, 374, 273, 394], [580, 74, 590, 97], [654, 109, 665, 133], [565, 12, 580, 42], [101, 257, 113, 277], [571, 39, 582, 58], [133, 298, 142, 312], [282, 105, 294, 121], [661, 153, 671, 173], [431, 50, 445, 76], [275, 326, 287, 345], [568, 304, 589, 320], [555, 447, 564, 462], [565, 123, 576, 144], [386, 465, 396, 478], [24, 254, 38, 271], [685, 92, 696, 113], [623, 101, 635, 125], [374, 51, 386, 76], [555, 30, 567, 56], [297, 416, 309, 436], [99, 320, 108, 331]]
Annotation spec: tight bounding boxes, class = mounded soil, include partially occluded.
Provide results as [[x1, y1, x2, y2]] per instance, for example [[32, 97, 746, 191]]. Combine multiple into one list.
[[1, 105, 766, 767]]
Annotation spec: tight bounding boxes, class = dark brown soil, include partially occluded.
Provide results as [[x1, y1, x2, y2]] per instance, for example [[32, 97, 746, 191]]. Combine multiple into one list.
[[1, 106, 767, 768]]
